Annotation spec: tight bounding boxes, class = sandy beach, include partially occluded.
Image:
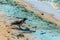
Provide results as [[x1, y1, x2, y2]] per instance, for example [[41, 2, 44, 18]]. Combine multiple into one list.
[[0, 0, 60, 40]]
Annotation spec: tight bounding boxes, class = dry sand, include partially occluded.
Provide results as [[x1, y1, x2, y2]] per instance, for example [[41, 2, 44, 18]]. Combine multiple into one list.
[[0, 13, 31, 40]]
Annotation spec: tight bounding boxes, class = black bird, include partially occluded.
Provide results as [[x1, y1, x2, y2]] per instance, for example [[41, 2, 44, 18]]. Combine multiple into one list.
[[11, 18, 27, 28], [11, 18, 36, 33]]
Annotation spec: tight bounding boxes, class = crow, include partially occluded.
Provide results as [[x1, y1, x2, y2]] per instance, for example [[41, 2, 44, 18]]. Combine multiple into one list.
[[11, 18, 27, 28]]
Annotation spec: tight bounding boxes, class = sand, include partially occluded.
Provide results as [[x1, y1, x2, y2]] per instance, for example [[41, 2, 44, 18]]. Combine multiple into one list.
[[0, 0, 60, 40], [0, 13, 31, 40]]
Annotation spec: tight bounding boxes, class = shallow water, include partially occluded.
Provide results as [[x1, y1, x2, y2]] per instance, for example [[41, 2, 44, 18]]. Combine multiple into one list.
[[23, 0, 60, 20], [40, 0, 60, 12], [43, 0, 60, 7]]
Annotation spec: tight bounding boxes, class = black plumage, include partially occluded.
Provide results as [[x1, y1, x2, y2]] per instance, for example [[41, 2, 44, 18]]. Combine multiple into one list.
[[11, 18, 27, 28]]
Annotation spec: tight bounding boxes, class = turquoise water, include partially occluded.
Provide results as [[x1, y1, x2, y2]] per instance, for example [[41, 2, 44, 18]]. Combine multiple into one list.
[[43, 0, 60, 4], [44, 0, 60, 12], [0, 0, 60, 40]]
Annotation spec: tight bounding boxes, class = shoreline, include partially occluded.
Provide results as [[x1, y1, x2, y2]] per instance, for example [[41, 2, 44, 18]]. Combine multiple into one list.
[[0, 0, 60, 40], [15, 0, 60, 26]]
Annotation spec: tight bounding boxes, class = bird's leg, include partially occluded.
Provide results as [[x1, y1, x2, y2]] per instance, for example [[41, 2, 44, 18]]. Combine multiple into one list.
[[19, 23, 22, 29], [19, 25, 20, 29]]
